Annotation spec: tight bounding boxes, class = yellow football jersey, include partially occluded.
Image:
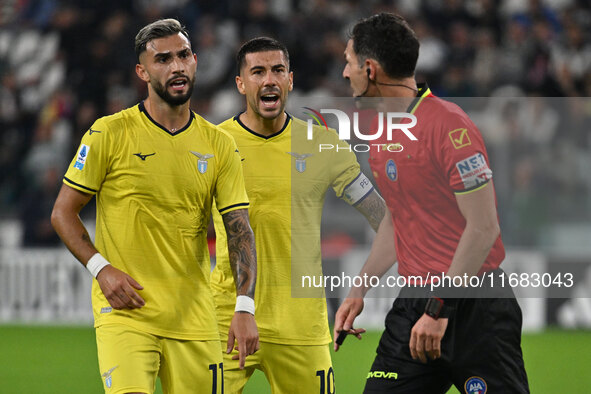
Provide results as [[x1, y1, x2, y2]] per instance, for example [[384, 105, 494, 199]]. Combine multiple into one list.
[[211, 114, 361, 345], [64, 102, 248, 340]]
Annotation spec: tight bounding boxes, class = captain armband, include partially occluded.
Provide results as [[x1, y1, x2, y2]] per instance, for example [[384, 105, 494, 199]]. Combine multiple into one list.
[[341, 173, 374, 205]]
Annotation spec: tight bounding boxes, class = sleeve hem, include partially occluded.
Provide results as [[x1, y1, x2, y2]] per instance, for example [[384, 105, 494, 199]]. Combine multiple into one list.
[[63, 177, 97, 194], [218, 202, 249, 214], [453, 179, 490, 195]]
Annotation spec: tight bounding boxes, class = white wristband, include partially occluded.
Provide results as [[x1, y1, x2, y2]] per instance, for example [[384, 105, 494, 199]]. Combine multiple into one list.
[[235, 295, 255, 315], [86, 253, 111, 278]]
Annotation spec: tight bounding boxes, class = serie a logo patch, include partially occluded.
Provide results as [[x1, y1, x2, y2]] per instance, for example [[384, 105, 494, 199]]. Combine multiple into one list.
[[464, 376, 487, 394], [74, 144, 90, 170]]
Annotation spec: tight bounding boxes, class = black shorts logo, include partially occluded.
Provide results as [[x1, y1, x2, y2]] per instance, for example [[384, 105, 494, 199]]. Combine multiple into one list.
[[367, 371, 398, 379]]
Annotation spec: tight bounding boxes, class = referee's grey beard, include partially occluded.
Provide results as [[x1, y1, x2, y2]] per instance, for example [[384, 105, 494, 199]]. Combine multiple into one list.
[[152, 77, 195, 106]]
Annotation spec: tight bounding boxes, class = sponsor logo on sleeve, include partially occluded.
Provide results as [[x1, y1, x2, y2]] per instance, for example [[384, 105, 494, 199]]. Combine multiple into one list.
[[449, 128, 471, 149], [73, 144, 89, 170], [455, 153, 492, 189]]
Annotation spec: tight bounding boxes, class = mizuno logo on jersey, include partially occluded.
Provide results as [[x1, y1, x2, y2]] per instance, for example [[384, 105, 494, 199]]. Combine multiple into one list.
[[287, 152, 312, 173], [190, 151, 214, 173], [133, 152, 156, 161], [89, 128, 102, 135]]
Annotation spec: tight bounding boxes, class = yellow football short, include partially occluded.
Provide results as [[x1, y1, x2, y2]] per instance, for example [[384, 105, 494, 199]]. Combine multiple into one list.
[[222, 340, 334, 394], [96, 323, 223, 394]]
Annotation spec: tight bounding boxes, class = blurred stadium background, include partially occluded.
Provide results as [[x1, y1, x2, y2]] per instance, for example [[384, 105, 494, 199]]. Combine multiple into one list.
[[1, 0, 590, 392]]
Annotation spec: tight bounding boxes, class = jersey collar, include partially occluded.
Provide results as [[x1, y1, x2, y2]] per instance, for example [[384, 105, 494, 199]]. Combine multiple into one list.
[[406, 83, 432, 114], [138, 101, 195, 136], [233, 111, 292, 140]]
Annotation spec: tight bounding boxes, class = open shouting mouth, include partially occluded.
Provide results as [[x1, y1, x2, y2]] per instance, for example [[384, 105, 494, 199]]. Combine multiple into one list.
[[260, 91, 280, 109], [169, 77, 189, 92]]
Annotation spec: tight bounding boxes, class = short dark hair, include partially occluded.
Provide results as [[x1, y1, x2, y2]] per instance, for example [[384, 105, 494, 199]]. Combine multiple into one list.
[[135, 18, 190, 62], [236, 37, 290, 74], [351, 13, 419, 79]]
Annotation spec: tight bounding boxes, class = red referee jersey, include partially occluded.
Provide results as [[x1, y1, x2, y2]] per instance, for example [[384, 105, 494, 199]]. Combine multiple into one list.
[[369, 84, 504, 279]]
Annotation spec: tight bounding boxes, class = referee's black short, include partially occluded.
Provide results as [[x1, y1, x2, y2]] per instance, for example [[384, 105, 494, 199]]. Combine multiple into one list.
[[364, 284, 529, 393]]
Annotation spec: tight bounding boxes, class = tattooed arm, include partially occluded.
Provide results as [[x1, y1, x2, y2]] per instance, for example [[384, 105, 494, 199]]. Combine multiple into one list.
[[222, 208, 257, 298], [51, 184, 145, 309], [222, 208, 259, 369], [352, 189, 387, 232]]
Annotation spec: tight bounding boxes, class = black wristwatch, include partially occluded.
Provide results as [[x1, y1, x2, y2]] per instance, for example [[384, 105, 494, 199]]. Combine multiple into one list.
[[424, 296, 454, 319]]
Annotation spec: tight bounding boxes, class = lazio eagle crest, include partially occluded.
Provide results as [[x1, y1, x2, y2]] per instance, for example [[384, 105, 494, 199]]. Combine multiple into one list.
[[190, 151, 214, 174], [287, 152, 313, 173]]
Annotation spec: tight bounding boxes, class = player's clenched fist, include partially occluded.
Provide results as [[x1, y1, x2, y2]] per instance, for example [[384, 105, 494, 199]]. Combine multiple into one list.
[[96, 265, 145, 310]]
